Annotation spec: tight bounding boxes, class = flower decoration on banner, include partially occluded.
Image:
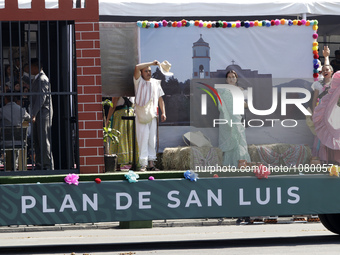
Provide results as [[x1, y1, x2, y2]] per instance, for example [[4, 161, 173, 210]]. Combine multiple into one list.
[[136, 18, 318, 81], [148, 176, 155, 181], [254, 164, 271, 179], [95, 178, 101, 184], [64, 173, 79, 185], [184, 170, 198, 182], [125, 170, 139, 183], [328, 165, 340, 177]]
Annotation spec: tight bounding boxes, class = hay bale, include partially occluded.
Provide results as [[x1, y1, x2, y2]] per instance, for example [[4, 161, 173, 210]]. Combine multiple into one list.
[[162, 146, 191, 170], [247, 143, 311, 166], [162, 146, 222, 170]]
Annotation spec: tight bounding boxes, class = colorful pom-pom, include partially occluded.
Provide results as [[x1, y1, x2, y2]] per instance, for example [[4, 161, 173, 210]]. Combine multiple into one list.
[[162, 20, 168, 27], [301, 19, 307, 25], [189, 20, 195, 26], [313, 54, 319, 59], [254, 164, 270, 179], [288, 20, 293, 26], [270, 20, 275, 26], [172, 21, 177, 27], [194, 20, 199, 26], [184, 170, 198, 182], [313, 33, 319, 39], [150, 22, 155, 28], [213, 174, 219, 178], [227, 22, 232, 27], [312, 46, 318, 51], [313, 69, 319, 73], [244, 21, 250, 28], [181, 19, 187, 26], [313, 59, 318, 65], [306, 20, 311, 26], [236, 22, 241, 28], [275, 19, 280, 26], [266, 21, 271, 27], [297, 20, 302, 26], [254, 20, 259, 26], [207, 22, 212, 28], [124, 170, 139, 183], [232, 23, 236, 28], [199, 21, 204, 27], [249, 21, 254, 27], [280, 19, 285, 25], [95, 178, 101, 184], [177, 21, 182, 27], [64, 173, 79, 186], [293, 20, 298, 25], [313, 50, 318, 55], [313, 73, 319, 78], [148, 176, 155, 180], [314, 20, 318, 25], [167, 21, 172, 27], [313, 25, 318, 31], [223, 22, 228, 28], [137, 21, 142, 27]]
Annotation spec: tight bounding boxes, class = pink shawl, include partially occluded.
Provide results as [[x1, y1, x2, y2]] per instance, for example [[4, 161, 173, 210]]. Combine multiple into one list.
[[313, 71, 340, 150]]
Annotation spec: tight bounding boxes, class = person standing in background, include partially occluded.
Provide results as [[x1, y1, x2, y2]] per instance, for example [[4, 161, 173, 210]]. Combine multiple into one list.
[[30, 58, 54, 170]]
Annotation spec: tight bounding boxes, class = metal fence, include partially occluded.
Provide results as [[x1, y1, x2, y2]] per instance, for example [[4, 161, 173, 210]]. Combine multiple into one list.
[[0, 20, 79, 175]]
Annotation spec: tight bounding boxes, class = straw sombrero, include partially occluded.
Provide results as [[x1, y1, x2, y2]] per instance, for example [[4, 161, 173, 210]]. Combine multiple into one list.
[[158, 60, 174, 76]]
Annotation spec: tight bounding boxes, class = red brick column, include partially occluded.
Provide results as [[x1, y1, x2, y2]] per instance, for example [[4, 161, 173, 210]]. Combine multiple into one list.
[[76, 21, 104, 174]]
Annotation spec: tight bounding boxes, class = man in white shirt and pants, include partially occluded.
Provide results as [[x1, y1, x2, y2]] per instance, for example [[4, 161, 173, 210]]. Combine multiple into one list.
[[133, 60, 168, 171]]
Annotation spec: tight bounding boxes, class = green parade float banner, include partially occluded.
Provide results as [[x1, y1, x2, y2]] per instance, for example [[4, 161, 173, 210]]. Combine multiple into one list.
[[1, 175, 340, 226]]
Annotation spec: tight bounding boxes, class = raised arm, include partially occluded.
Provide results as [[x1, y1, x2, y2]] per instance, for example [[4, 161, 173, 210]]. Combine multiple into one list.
[[323, 45, 330, 66], [134, 60, 159, 80]]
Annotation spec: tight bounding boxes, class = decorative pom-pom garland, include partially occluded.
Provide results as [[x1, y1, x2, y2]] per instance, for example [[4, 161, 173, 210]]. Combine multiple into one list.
[[137, 18, 318, 30], [137, 18, 319, 83]]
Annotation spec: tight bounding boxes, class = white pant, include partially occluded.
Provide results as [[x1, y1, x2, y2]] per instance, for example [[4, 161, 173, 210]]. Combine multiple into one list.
[[136, 116, 157, 166]]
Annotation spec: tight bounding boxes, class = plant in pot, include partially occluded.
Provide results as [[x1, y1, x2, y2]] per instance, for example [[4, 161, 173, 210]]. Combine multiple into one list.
[[102, 99, 121, 172]]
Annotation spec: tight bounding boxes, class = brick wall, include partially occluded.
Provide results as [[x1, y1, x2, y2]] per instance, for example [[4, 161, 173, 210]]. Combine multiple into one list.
[[76, 22, 104, 174]]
